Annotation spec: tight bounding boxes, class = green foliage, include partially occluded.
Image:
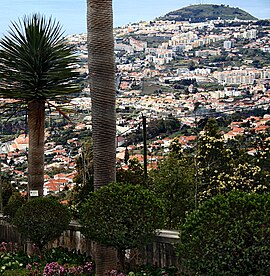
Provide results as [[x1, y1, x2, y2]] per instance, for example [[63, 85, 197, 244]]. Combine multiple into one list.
[[172, 79, 197, 90], [150, 156, 194, 228], [199, 82, 224, 92], [0, 248, 181, 276], [178, 191, 270, 275], [1, 174, 15, 207], [116, 158, 145, 186], [198, 135, 268, 200], [197, 127, 231, 193], [2, 269, 29, 275], [160, 4, 257, 22], [0, 244, 29, 275], [203, 118, 221, 139], [125, 115, 181, 145], [0, 251, 24, 273], [197, 118, 269, 201], [254, 134, 270, 172], [147, 116, 181, 139], [79, 182, 164, 251], [0, 13, 80, 101], [168, 138, 183, 159], [13, 197, 71, 251], [3, 193, 26, 222], [0, 246, 93, 275], [44, 247, 92, 266]]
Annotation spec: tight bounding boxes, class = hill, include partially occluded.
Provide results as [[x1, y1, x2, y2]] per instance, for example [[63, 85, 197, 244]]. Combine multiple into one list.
[[159, 4, 257, 22]]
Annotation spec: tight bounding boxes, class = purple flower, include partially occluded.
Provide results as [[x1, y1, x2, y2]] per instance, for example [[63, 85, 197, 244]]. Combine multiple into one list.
[[43, 262, 66, 276], [108, 270, 125, 276], [0, 242, 7, 252], [83, 262, 94, 273]]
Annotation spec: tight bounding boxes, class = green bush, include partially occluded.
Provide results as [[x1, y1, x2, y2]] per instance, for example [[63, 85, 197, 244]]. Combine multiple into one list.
[[0, 244, 29, 275], [3, 193, 26, 222], [44, 247, 91, 266], [79, 182, 164, 269], [150, 156, 194, 228], [0, 251, 24, 274], [178, 191, 270, 275], [0, 246, 94, 275], [13, 197, 71, 251]]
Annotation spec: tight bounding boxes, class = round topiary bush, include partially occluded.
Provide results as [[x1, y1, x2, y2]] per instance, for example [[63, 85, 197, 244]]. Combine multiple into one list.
[[178, 191, 270, 275], [79, 182, 165, 268], [13, 197, 71, 251]]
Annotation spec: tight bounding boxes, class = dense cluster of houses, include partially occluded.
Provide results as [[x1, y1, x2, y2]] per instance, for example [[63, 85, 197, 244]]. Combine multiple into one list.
[[1, 17, 270, 194]]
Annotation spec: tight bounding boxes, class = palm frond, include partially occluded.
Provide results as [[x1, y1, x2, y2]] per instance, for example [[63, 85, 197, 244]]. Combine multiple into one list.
[[0, 13, 81, 101], [0, 100, 26, 123], [46, 100, 73, 122]]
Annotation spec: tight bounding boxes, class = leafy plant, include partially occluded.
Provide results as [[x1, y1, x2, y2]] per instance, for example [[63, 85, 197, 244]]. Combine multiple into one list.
[[0, 246, 95, 275], [13, 197, 71, 252], [0, 243, 27, 274], [196, 118, 269, 201], [0, 251, 24, 273], [79, 182, 164, 270], [3, 193, 26, 222], [178, 191, 270, 275], [0, 13, 80, 196], [26, 261, 41, 275], [44, 247, 92, 267], [150, 155, 194, 228]]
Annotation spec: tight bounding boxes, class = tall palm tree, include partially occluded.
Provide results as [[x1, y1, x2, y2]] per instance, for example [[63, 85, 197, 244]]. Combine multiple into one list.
[[0, 14, 80, 197], [87, 0, 117, 274]]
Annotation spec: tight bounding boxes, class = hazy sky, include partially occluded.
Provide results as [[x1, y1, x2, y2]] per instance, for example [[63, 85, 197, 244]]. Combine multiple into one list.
[[0, 0, 269, 36]]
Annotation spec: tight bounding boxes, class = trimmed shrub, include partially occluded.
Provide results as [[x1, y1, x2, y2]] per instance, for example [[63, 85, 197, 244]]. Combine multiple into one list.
[[178, 191, 270, 275], [79, 182, 164, 268], [13, 197, 71, 251]]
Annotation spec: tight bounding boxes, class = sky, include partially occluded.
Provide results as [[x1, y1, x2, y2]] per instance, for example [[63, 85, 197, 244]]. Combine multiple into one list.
[[0, 0, 269, 36]]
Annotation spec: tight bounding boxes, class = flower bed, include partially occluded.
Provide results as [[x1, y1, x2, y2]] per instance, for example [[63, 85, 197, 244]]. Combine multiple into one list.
[[0, 242, 178, 275], [0, 243, 94, 275]]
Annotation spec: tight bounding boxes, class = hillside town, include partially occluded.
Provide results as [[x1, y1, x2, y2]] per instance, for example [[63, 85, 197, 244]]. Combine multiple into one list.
[[1, 16, 270, 195]]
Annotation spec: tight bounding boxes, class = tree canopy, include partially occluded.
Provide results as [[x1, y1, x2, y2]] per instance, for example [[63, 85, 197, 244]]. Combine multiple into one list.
[[0, 13, 79, 101], [178, 191, 270, 275], [13, 197, 71, 251], [79, 182, 164, 269], [79, 182, 164, 250]]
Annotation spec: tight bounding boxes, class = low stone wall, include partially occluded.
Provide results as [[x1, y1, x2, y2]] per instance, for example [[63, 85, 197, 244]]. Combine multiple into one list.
[[0, 218, 180, 268], [48, 220, 95, 256], [145, 230, 180, 268]]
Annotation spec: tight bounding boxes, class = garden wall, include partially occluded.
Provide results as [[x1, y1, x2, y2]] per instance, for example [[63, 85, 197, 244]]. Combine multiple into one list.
[[0, 218, 21, 244], [0, 218, 180, 268]]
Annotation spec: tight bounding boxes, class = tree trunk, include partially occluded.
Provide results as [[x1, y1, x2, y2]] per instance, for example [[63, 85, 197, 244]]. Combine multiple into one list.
[[88, 0, 116, 189], [27, 100, 45, 198], [117, 249, 126, 272], [87, 0, 117, 274]]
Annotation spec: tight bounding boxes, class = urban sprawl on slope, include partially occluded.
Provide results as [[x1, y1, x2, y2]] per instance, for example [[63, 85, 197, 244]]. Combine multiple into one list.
[[1, 17, 270, 195]]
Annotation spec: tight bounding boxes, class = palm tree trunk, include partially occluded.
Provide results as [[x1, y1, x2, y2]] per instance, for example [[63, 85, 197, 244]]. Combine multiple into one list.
[[87, 0, 117, 274], [27, 100, 45, 198], [88, 0, 116, 189]]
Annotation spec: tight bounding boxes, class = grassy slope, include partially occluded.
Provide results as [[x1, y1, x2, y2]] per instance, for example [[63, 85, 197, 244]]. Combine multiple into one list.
[[160, 4, 257, 21]]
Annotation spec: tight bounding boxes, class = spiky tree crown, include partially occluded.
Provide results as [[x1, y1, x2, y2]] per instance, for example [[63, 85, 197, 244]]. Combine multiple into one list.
[[0, 13, 80, 101]]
